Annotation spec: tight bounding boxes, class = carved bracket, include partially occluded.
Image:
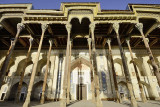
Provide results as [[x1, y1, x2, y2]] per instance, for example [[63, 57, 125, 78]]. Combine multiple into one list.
[[17, 23, 25, 32], [113, 23, 119, 34], [41, 24, 48, 33]]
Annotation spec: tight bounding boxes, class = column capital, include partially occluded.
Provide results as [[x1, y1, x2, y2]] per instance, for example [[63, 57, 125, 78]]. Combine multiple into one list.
[[17, 23, 25, 32], [65, 23, 72, 33], [145, 38, 149, 43], [29, 38, 33, 45], [49, 39, 53, 45], [89, 22, 95, 32], [113, 23, 119, 34], [41, 24, 48, 32], [135, 23, 143, 33], [87, 38, 92, 44], [106, 38, 111, 44], [125, 37, 130, 43]]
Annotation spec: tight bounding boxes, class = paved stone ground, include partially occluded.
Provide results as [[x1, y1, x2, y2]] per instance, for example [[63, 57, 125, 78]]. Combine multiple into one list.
[[0, 100, 160, 107]]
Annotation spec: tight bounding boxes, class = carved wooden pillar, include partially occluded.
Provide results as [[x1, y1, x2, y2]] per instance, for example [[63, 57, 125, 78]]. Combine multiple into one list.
[[15, 37, 33, 103], [87, 38, 95, 102], [113, 23, 137, 107], [0, 23, 25, 88], [78, 63, 82, 100], [40, 39, 53, 104], [106, 38, 121, 103], [60, 23, 71, 107], [67, 40, 72, 104], [136, 23, 160, 86], [126, 38, 147, 102], [23, 24, 48, 107], [90, 23, 102, 107]]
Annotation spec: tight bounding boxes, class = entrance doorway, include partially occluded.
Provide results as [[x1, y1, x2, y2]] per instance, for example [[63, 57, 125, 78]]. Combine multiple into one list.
[[20, 93, 25, 101], [0, 93, 5, 100], [76, 84, 87, 100]]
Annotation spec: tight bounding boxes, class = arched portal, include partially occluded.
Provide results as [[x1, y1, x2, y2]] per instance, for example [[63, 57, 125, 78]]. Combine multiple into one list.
[[118, 81, 129, 101], [8, 82, 27, 101], [69, 57, 92, 100], [31, 81, 48, 101]]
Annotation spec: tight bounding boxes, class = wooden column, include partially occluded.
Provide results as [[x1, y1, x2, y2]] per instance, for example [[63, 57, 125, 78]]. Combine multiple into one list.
[[0, 23, 25, 88], [136, 23, 160, 86], [23, 24, 48, 107], [126, 38, 147, 102], [67, 40, 72, 104], [40, 39, 53, 104], [78, 64, 82, 100], [113, 23, 137, 107], [15, 37, 33, 103], [89, 23, 103, 107], [87, 38, 95, 102], [60, 23, 71, 107], [106, 38, 121, 103]]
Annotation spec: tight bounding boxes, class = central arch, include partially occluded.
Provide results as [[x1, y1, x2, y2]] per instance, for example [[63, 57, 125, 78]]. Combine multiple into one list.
[[69, 57, 92, 101]]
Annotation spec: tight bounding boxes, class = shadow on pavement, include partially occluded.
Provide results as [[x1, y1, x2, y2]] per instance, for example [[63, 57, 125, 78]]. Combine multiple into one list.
[[67, 100, 80, 106]]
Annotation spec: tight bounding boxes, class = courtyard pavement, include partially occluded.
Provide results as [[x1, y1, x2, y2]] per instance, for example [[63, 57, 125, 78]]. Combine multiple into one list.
[[0, 100, 160, 107]]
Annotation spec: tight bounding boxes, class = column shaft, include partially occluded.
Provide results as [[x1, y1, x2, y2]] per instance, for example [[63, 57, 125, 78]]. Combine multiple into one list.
[[136, 23, 160, 86], [23, 24, 48, 107], [67, 41, 72, 104], [40, 39, 53, 104], [113, 23, 137, 107], [90, 23, 102, 107], [88, 38, 95, 102], [0, 23, 24, 88], [60, 23, 71, 107], [107, 39, 121, 103], [15, 38, 33, 103], [126, 39, 147, 102]]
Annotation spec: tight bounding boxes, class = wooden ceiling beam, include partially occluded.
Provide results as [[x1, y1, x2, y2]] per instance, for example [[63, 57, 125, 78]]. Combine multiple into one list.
[[145, 22, 160, 37], [0, 39, 10, 47], [48, 25, 54, 35], [126, 24, 134, 35], [150, 38, 158, 47], [133, 39, 141, 47], [53, 38, 58, 47], [25, 24, 35, 36], [1, 20, 27, 47], [107, 25, 113, 35], [102, 38, 107, 47]]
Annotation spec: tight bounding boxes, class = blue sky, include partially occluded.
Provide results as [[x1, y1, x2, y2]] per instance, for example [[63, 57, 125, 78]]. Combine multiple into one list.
[[0, 0, 160, 10]]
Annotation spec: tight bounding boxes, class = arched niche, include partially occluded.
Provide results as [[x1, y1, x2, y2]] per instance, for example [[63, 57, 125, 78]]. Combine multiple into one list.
[[133, 58, 146, 76], [147, 57, 160, 76], [31, 81, 48, 101], [15, 58, 33, 76], [70, 17, 91, 37], [114, 58, 124, 76], [0, 84, 8, 101], [118, 81, 129, 100], [8, 82, 27, 101], [71, 57, 92, 72], [6, 58, 15, 76], [24, 62, 33, 76], [36, 58, 47, 76], [40, 61, 51, 76]]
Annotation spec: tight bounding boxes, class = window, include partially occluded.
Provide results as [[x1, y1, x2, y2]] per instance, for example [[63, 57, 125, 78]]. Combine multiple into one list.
[[101, 72, 107, 92]]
